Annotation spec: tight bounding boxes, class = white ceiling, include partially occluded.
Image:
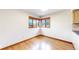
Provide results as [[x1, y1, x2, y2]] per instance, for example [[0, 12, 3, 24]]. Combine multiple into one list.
[[23, 9, 66, 17]]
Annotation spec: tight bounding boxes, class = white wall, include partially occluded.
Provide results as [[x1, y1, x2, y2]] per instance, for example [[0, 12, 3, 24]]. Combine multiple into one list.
[[42, 10, 73, 42], [0, 10, 38, 48]]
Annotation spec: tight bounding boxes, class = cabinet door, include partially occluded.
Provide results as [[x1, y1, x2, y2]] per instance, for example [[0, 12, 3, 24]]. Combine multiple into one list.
[[73, 10, 79, 23]]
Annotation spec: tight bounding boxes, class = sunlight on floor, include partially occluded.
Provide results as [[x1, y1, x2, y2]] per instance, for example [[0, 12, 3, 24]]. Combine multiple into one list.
[[30, 40, 52, 50]]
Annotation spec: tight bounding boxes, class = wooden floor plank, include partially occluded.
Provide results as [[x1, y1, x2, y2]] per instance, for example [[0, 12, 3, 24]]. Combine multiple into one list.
[[1, 35, 75, 50]]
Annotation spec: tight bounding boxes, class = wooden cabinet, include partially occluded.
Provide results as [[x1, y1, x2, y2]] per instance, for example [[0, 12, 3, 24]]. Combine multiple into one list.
[[73, 10, 79, 23]]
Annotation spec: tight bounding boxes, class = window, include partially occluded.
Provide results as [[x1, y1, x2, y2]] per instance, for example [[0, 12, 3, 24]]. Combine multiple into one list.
[[29, 16, 50, 28], [29, 18, 33, 28], [42, 20, 46, 27]]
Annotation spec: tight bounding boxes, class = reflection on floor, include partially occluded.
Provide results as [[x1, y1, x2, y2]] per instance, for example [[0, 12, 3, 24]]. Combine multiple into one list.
[[1, 35, 75, 50]]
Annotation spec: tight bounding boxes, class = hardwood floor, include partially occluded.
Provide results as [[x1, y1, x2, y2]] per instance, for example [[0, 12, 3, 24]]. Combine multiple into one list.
[[1, 35, 75, 50]]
